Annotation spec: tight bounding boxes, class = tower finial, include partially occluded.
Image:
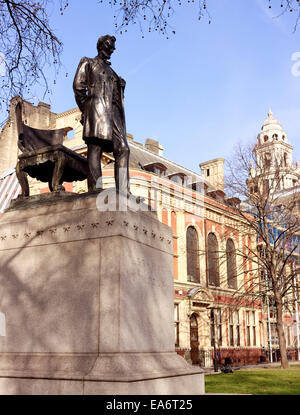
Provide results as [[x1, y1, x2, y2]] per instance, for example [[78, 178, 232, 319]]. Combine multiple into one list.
[[268, 108, 273, 118]]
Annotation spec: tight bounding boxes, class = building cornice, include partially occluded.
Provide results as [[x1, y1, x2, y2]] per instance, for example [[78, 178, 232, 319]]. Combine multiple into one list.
[[55, 107, 80, 119], [255, 141, 293, 151]]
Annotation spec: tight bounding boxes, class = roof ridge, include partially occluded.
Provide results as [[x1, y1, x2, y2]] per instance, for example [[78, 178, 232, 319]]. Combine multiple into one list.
[[129, 141, 204, 181]]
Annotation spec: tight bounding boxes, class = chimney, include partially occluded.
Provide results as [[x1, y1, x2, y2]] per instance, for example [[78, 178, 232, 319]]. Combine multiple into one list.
[[199, 158, 224, 191], [127, 133, 143, 147], [145, 138, 164, 156], [37, 101, 51, 110]]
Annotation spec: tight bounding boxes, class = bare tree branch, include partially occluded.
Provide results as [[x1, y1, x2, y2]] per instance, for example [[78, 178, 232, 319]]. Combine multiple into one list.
[[0, 0, 69, 126], [224, 140, 300, 368]]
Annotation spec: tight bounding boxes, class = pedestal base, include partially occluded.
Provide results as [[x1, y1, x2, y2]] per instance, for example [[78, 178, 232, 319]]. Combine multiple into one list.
[[0, 193, 204, 394], [0, 352, 204, 395], [0, 373, 204, 395]]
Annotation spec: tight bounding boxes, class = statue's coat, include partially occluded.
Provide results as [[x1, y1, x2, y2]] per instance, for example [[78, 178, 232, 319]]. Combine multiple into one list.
[[73, 56, 126, 144]]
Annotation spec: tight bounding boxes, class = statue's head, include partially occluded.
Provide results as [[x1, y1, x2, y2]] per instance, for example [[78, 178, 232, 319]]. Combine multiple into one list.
[[97, 35, 116, 60]]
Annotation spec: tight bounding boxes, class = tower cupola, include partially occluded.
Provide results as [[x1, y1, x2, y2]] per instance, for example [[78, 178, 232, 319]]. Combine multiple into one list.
[[258, 109, 288, 146], [255, 109, 292, 170], [249, 110, 300, 194]]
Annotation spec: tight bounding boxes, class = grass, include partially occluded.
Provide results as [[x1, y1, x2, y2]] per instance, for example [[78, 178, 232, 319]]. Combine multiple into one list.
[[205, 365, 300, 395]]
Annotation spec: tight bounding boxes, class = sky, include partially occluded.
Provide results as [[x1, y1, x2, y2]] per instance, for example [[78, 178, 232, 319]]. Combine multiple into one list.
[[16, 0, 300, 173]]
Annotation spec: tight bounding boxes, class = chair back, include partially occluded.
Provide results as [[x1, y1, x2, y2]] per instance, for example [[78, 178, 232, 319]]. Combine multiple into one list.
[[16, 101, 65, 153]]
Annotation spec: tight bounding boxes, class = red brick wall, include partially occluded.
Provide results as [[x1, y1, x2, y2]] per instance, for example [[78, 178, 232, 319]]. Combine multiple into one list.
[[216, 348, 263, 365]]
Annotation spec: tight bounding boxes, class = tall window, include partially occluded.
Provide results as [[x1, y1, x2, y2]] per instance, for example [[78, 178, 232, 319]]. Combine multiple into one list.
[[271, 323, 279, 344], [252, 311, 256, 346], [235, 310, 240, 346], [287, 326, 291, 346], [246, 311, 251, 346], [216, 308, 222, 346], [174, 304, 179, 347], [207, 233, 219, 286], [226, 239, 237, 289], [229, 310, 234, 346], [210, 310, 215, 347], [228, 309, 240, 347], [186, 227, 200, 283], [210, 308, 222, 347]]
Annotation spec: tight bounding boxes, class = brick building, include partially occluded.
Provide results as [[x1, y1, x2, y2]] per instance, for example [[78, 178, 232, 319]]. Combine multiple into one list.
[[0, 98, 299, 367]]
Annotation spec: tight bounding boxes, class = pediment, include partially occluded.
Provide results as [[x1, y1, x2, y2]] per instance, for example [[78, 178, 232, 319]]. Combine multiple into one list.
[[186, 287, 214, 304]]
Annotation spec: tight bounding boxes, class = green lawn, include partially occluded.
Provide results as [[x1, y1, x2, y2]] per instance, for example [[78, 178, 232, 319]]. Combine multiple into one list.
[[205, 365, 300, 395]]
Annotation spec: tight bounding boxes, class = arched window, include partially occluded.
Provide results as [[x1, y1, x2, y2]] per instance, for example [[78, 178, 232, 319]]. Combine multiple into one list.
[[207, 233, 219, 286], [226, 239, 237, 289], [186, 226, 200, 283], [264, 152, 271, 168]]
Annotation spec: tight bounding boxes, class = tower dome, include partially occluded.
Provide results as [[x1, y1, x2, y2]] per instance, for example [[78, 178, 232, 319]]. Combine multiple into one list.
[[258, 109, 288, 145], [249, 110, 299, 195]]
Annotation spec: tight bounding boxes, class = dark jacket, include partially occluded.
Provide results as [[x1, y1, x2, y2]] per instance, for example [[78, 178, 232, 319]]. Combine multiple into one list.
[[73, 56, 125, 142]]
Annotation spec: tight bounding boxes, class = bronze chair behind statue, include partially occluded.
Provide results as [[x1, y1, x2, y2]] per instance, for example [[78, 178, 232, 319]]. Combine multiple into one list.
[[15, 101, 88, 197]]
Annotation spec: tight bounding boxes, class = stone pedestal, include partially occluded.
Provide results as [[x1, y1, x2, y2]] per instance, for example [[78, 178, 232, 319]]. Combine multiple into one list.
[[0, 193, 204, 394]]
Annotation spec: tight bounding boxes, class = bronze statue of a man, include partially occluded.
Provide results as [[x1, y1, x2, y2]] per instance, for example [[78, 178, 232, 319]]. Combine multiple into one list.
[[73, 35, 130, 195]]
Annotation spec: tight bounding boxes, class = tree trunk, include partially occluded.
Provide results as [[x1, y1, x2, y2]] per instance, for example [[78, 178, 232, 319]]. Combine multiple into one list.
[[275, 295, 289, 369]]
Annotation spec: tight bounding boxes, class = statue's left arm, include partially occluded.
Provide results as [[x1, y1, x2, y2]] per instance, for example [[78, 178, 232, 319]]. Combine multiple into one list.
[[115, 75, 126, 126], [73, 57, 90, 117]]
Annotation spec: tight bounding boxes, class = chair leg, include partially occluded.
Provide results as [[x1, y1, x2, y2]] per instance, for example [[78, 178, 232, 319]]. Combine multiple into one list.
[[16, 162, 29, 197], [51, 154, 66, 192]]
